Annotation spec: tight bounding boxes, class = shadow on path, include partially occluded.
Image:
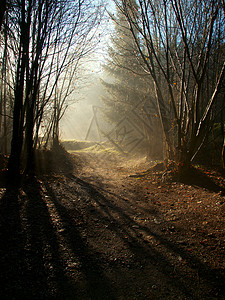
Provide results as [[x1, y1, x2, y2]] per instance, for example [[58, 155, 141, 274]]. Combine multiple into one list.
[[0, 167, 224, 299], [0, 178, 116, 299], [64, 173, 225, 299]]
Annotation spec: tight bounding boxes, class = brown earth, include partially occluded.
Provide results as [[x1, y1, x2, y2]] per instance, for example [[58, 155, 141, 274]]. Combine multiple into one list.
[[0, 148, 225, 299]]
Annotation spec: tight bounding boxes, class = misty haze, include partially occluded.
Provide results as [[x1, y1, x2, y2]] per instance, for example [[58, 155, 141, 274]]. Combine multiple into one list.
[[0, 0, 225, 299]]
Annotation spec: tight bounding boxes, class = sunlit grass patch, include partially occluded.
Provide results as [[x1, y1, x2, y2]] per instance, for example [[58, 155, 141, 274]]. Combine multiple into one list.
[[68, 142, 122, 155], [61, 139, 96, 151]]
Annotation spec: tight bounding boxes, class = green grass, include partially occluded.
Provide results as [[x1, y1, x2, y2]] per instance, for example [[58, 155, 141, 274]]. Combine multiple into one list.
[[61, 139, 125, 157], [61, 139, 97, 151]]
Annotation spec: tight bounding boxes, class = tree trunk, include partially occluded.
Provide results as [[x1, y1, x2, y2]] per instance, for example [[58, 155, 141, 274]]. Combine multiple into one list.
[[24, 97, 35, 176], [7, 1, 30, 186]]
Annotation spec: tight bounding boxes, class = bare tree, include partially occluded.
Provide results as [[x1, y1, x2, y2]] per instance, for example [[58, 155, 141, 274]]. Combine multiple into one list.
[[5, 0, 103, 185], [116, 0, 225, 167]]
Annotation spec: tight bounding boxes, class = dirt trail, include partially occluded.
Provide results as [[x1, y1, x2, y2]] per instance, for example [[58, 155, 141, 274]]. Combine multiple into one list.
[[0, 150, 225, 299], [45, 151, 225, 299]]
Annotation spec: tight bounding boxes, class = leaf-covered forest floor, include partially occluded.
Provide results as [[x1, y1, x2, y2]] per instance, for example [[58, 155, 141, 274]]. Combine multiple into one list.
[[0, 145, 225, 299]]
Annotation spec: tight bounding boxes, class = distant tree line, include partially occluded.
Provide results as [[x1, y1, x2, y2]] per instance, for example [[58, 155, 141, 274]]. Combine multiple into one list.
[[101, 2, 163, 159]]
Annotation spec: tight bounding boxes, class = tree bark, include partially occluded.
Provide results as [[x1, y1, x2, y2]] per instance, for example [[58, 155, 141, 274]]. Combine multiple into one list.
[[0, 0, 6, 32]]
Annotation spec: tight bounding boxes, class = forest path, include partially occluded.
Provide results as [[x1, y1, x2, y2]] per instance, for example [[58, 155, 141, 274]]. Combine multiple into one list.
[[0, 150, 225, 299], [43, 150, 225, 299]]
